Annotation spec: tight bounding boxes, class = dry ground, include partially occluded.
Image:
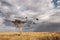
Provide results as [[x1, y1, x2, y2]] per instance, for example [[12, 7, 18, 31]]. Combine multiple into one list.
[[0, 32, 60, 40]]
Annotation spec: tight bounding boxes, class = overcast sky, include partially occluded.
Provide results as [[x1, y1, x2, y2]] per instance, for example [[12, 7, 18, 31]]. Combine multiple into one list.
[[0, 0, 60, 32]]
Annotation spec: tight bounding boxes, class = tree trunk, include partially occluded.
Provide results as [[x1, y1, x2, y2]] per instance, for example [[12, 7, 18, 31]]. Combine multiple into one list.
[[16, 23, 23, 35], [19, 27, 22, 36]]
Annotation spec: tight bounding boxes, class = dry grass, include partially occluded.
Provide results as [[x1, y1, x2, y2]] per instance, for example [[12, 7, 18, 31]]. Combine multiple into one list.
[[0, 32, 60, 40]]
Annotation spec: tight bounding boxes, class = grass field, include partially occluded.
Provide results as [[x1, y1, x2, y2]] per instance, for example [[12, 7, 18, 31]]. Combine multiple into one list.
[[0, 32, 60, 40]]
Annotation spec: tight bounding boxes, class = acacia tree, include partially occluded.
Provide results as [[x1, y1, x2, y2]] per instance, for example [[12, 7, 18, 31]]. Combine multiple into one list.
[[11, 19, 26, 35]]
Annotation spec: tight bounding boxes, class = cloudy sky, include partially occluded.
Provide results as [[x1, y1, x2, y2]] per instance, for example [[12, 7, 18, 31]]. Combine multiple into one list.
[[0, 0, 60, 32]]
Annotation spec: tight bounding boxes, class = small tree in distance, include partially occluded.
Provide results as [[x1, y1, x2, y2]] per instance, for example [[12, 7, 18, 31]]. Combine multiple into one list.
[[11, 19, 26, 35]]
